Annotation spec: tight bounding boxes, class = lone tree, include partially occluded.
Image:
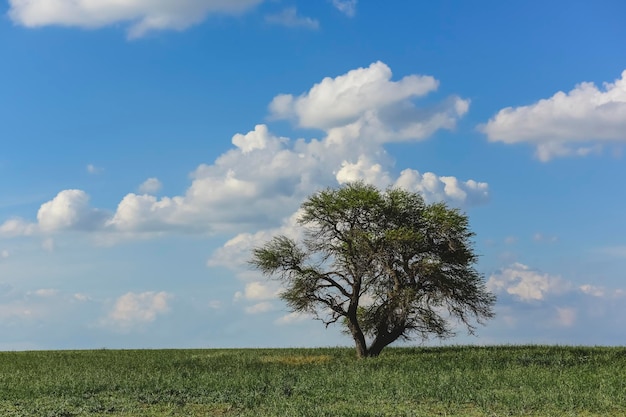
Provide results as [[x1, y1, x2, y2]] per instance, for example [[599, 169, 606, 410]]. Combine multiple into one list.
[[250, 182, 495, 358]]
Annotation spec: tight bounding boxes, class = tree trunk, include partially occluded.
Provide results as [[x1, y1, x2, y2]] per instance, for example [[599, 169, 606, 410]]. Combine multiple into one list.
[[367, 326, 405, 357], [354, 337, 368, 358], [366, 338, 390, 357], [347, 317, 368, 358]]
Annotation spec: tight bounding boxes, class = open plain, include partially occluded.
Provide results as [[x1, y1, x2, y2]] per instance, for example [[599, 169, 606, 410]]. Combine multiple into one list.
[[1, 345, 625, 416]]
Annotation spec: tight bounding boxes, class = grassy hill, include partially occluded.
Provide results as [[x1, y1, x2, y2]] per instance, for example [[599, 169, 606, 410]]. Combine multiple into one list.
[[1, 345, 625, 416]]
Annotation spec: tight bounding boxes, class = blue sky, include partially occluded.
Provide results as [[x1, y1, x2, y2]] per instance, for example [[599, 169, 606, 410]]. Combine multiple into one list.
[[1, 0, 625, 350]]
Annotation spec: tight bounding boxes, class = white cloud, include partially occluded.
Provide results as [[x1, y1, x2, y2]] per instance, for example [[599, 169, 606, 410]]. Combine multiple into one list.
[[270, 61, 444, 131], [208, 209, 305, 276], [245, 301, 275, 314], [0, 249, 8, 259], [275, 311, 311, 325], [481, 70, 626, 161], [578, 284, 625, 299], [489, 263, 626, 303], [106, 158, 285, 235], [33, 289, 59, 298], [37, 190, 107, 233], [138, 177, 163, 194], [335, 156, 392, 188], [73, 293, 91, 302], [231, 124, 285, 153], [8, 0, 263, 38], [332, 0, 357, 17], [335, 160, 489, 206], [3, 63, 487, 244], [0, 218, 36, 238], [487, 263, 571, 302], [394, 169, 489, 206], [104, 291, 171, 331], [241, 281, 280, 300], [579, 285, 605, 297], [484, 263, 626, 341], [105, 193, 186, 234], [233, 281, 283, 318], [265, 7, 319, 30]]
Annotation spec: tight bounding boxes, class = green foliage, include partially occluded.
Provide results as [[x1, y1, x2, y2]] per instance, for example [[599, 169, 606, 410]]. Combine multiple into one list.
[[1, 346, 625, 416], [250, 182, 496, 357]]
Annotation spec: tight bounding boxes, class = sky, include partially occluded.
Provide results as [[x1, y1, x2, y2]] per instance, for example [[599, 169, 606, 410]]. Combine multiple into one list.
[[1, 0, 625, 350]]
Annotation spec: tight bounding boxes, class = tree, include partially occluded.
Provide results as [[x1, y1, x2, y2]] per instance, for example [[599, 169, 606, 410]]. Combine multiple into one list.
[[250, 182, 495, 358]]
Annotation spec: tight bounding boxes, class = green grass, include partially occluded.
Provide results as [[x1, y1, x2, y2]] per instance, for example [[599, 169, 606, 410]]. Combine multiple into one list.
[[1, 345, 625, 416]]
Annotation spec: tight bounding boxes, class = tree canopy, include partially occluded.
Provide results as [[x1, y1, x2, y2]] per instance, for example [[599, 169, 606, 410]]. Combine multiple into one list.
[[250, 182, 495, 357]]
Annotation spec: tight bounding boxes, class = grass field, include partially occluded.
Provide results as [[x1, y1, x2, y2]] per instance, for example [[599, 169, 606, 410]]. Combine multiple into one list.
[[1, 345, 625, 416]]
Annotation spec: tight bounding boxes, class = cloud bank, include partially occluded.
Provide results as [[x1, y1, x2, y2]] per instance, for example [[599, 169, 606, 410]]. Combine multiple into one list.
[[0, 62, 487, 243], [481, 70, 626, 161]]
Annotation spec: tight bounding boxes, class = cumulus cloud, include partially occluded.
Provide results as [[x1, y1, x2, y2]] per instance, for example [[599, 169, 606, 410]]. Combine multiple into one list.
[[37, 190, 108, 233], [394, 169, 489, 206], [488, 262, 626, 308], [2, 63, 487, 244], [105, 193, 186, 234], [0, 218, 36, 238], [487, 263, 571, 302], [485, 262, 626, 339], [269, 61, 464, 136], [265, 7, 319, 29], [335, 160, 489, 206], [98, 63, 484, 246], [106, 160, 288, 235], [104, 291, 171, 331], [481, 70, 626, 161], [209, 209, 304, 271], [8, 0, 263, 38], [138, 178, 163, 194], [332, 0, 357, 17], [235, 281, 281, 301], [1, 249, 9, 259], [335, 156, 392, 188], [245, 302, 275, 314], [233, 280, 282, 314], [275, 311, 311, 325]]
